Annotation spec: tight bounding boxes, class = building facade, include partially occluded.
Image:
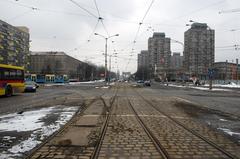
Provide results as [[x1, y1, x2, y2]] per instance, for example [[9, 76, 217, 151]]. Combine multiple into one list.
[[0, 19, 30, 69], [30, 51, 91, 80], [148, 32, 171, 79], [170, 52, 183, 69], [214, 61, 240, 80], [137, 50, 150, 80], [137, 50, 149, 69], [168, 52, 184, 81], [184, 23, 215, 80]]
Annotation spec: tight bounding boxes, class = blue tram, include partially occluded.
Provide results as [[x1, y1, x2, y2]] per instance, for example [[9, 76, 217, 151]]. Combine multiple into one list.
[[25, 74, 69, 83]]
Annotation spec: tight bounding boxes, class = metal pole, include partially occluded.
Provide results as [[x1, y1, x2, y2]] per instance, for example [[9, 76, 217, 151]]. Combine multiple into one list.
[[209, 71, 212, 90], [109, 55, 111, 82], [225, 60, 228, 83], [236, 58, 239, 84], [105, 38, 108, 83]]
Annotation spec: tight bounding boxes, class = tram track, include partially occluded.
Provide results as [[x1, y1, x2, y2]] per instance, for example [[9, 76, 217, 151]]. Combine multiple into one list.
[[125, 87, 169, 159], [132, 87, 239, 159], [25, 85, 118, 159], [91, 85, 119, 159]]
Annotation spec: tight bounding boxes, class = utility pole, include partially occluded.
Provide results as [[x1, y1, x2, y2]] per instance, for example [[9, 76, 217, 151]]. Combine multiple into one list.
[[237, 58, 239, 84], [105, 38, 108, 82], [225, 60, 228, 83], [109, 54, 111, 82]]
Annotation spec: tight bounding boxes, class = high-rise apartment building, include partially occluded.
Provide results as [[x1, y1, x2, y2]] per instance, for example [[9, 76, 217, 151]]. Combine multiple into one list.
[[184, 23, 214, 79], [170, 52, 183, 69], [137, 50, 149, 69], [148, 32, 171, 78], [0, 19, 30, 69]]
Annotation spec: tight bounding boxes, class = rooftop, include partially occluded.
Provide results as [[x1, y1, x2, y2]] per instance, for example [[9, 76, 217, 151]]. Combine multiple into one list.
[[31, 51, 67, 56], [153, 32, 165, 38], [191, 23, 208, 29]]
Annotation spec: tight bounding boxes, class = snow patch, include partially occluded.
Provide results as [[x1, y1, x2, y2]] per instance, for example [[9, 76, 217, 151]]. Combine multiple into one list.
[[69, 80, 104, 85], [218, 128, 240, 136], [101, 86, 110, 89], [0, 107, 54, 132], [219, 119, 228, 122], [0, 106, 78, 158], [167, 84, 232, 91]]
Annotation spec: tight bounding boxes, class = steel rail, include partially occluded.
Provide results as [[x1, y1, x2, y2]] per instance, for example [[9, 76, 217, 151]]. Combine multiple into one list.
[[25, 89, 109, 159], [126, 95, 170, 159], [91, 84, 119, 159], [133, 88, 238, 159]]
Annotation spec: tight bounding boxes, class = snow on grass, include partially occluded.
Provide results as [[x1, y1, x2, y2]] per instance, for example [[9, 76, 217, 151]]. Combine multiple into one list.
[[0, 106, 79, 158]]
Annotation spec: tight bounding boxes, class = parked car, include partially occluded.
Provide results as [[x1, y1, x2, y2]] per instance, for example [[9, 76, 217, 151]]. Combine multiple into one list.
[[144, 80, 151, 86], [24, 81, 38, 92], [137, 80, 144, 83]]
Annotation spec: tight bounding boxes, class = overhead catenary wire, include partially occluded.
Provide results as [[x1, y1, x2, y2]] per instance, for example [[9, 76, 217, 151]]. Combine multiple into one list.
[[219, 8, 240, 14], [93, 0, 101, 18], [1, 0, 193, 28], [88, 19, 100, 41], [100, 20, 110, 37], [141, 0, 155, 23], [93, 0, 110, 37], [7, 9, 35, 22], [67, 20, 100, 53], [69, 0, 98, 18], [125, 0, 155, 71], [166, 0, 226, 22]]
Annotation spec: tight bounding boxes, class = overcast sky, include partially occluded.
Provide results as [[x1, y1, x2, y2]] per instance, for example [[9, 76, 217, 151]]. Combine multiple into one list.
[[0, 0, 240, 73]]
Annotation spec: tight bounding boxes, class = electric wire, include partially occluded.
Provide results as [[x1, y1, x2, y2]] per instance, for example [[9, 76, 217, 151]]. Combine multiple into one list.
[[7, 9, 34, 22], [100, 20, 110, 37], [69, 0, 98, 18], [93, 0, 110, 37], [141, 0, 155, 23], [3, 0, 94, 18], [68, 20, 100, 53], [125, 0, 155, 71], [166, 0, 226, 22], [88, 19, 100, 41], [93, 0, 101, 18]]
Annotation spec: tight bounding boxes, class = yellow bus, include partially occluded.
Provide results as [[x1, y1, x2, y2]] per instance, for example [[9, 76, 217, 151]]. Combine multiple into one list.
[[0, 64, 25, 96]]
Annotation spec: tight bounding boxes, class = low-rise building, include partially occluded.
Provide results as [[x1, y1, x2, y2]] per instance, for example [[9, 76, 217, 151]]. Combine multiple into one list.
[[214, 61, 240, 80], [30, 51, 91, 80]]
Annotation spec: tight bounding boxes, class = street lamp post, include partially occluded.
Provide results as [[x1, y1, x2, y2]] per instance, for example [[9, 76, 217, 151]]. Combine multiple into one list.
[[94, 33, 119, 83], [109, 52, 118, 82]]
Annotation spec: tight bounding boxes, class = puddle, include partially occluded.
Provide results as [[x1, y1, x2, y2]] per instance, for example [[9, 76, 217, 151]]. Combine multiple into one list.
[[0, 105, 79, 158]]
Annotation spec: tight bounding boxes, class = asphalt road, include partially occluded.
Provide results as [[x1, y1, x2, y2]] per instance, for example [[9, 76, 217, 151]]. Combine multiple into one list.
[[148, 82, 240, 117], [1, 81, 239, 118], [0, 82, 106, 115], [0, 82, 239, 158]]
